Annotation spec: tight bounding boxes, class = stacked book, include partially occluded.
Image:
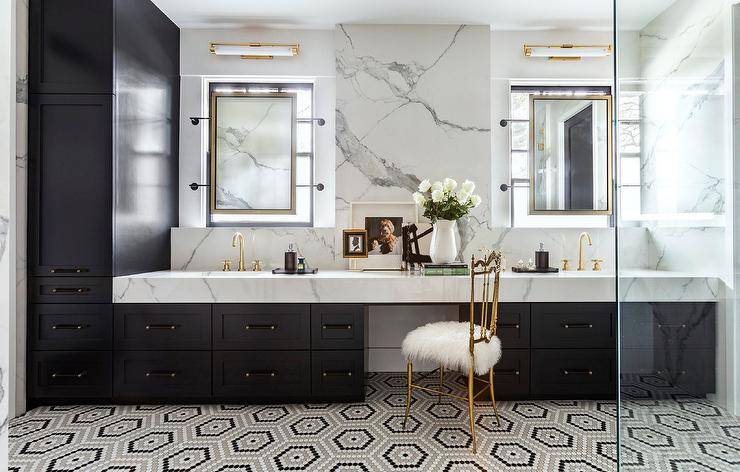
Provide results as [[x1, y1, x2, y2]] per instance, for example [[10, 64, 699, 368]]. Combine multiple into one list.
[[422, 262, 470, 276]]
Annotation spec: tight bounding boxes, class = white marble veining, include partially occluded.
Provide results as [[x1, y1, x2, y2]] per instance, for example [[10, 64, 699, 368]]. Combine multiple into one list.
[[114, 269, 720, 304]]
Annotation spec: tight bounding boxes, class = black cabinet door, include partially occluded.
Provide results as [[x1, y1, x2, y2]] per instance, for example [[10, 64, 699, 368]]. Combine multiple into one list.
[[31, 277, 112, 304], [311, 350, 365, 400], [530, 349, 616, 398], [494, 349, 530, 398], [29, 94, 112, 276], [531, 303, 616, 349], [213, 351, 311, 399], [114, 351, 211, 399], [30, 304, 112, 350], [30, 351, 112, 398], [114, 304, 211, 350], [311, 304, 364, 350], [213, 304, 311, 350], [29, 0, 113, 93]]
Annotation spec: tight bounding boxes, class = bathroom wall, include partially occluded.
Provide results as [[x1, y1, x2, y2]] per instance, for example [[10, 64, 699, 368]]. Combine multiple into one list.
[[173, 26, 626, 274]]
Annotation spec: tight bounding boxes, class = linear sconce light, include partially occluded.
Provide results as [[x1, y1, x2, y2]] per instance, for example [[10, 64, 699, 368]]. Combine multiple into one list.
[[209, 42, 300, 59], [523, 44, 612, 60]]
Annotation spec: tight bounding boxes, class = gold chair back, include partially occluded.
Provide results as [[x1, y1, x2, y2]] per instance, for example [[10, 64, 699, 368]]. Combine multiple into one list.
[[468, 250, 503, 355]]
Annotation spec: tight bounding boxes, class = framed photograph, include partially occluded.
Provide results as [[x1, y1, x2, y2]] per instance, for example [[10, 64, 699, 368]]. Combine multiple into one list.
[[349, 202, 418, 270], [343, 229, 368, 258]]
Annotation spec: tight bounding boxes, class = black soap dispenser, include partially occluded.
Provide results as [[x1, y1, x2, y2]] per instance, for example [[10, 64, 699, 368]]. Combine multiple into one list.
[[285, 244, 297, 272], [535, 243, 549, 270]]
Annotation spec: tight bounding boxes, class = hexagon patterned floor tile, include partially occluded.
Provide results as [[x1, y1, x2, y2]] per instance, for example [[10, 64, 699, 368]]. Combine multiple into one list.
[[9, 373, 740, 471]]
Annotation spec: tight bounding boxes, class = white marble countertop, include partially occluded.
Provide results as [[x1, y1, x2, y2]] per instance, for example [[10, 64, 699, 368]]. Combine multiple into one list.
[[112, 269, 721, 304]]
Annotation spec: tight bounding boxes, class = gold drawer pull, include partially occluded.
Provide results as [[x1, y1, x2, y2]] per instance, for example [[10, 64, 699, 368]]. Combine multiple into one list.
[[52, 324, 85, 330], [145, 324, 178, 330], [656, 324, 687, 328], [245, 371, 277, 377], [52, 371, 87, 379], [323, 370, 353, 377], [146, 370, 177, 378], [562, 369, 593, 376], [51, 287, 90, 294], [496, 369, 520, 376], [49, 268, 89, 274], [322, 324, 352, 330], [561, 323, 593, 329], [245, 324, 276, 330], [498, 323, 520, 329]]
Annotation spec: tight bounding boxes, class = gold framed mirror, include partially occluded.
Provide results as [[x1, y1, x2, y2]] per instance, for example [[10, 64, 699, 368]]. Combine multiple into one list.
[[529, 94, 613, 215], [210, 91, 297, 215]]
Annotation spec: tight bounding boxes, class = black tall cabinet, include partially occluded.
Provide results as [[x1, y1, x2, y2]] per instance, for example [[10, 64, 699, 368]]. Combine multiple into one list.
[[27, 0, 180, 402]]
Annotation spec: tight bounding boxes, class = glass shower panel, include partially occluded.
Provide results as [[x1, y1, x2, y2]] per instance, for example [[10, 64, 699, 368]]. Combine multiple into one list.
[[616, 0, 739, 470]]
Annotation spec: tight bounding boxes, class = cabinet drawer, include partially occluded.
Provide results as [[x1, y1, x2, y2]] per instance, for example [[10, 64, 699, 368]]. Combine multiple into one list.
[[311, 304, 364, 350], [114, 304, 211, 350], [213, 304, 310, 350], [30, 304, 112, 350], [621, 302, 715, 349], [494, 349, 530, 398], [114, 351, 211, 399], [621, 348, 715, 398], [531, 349, 615, 398], [311, 350, 364, 400], [30, 351, 112, 398], [531, 303, 615, 349], [213, 351, 310, 399], [31, 277, 111, 304], [496, 304, 530, 348]]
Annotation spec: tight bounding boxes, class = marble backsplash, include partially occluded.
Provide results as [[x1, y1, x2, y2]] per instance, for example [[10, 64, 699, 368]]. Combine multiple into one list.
[[171, 226, 635, 273]]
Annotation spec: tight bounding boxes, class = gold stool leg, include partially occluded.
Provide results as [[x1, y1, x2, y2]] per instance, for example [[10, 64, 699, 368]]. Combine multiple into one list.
[[438, 365, 444, 404], [489, 368, 500, 426], [468, 365, 477, 453], [403, 361, 413, 429]]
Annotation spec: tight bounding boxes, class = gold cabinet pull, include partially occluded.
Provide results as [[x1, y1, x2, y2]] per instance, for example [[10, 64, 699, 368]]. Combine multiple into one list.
[[51, 287, 90, 294], [49, 268, 89, 274], [145, 324, 178, 330], [498, 323, 520, 329], [322, 324, 352, 330], [561, 369, 593, 376], [51, 371, 87, 379], [561, 323, 593, 329], [244, 370, 277, 378], [51, 324, 85, 330], [245, 324, 276, 330], [495, 368, 520, 376], [656, 323, 687, 329], [323, 370, 353, 377], [145, 371, 177, 378]]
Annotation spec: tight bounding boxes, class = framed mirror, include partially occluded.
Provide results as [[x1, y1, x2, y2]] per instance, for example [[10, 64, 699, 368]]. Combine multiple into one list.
[[210, 91, 297, 214], [529, 95, 612, 215]]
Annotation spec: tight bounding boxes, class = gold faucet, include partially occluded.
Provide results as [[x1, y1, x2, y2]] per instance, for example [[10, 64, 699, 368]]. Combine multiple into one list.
[[578, 232, 592, 271], [232, 232, 247, 271]]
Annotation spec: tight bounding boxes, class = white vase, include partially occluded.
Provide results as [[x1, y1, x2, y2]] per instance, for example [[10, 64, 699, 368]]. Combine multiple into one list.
[[429, 219, 458, 263]]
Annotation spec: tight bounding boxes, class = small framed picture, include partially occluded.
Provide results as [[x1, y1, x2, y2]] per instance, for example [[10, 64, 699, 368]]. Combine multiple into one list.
[[343, 229, 368, 258], [349, 202, 419, 270]]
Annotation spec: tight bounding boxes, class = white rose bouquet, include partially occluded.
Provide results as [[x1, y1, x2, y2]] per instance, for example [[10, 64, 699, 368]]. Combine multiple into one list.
[[412, 178, 481, 223]]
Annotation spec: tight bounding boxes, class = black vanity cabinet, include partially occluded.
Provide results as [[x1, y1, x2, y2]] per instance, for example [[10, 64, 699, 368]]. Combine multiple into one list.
[[27, 0, 179, 405]]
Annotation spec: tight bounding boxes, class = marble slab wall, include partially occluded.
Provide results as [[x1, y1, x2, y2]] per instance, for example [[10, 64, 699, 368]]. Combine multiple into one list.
[[639, 0, 727, 217]]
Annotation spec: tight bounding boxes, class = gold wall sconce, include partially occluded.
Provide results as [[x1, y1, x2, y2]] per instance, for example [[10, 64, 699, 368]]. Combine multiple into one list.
[[523, 44, 612, 61], [209, 42, 300, 60]]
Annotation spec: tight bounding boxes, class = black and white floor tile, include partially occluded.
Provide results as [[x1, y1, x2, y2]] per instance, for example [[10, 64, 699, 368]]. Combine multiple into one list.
[[9, 373, 739, 471]]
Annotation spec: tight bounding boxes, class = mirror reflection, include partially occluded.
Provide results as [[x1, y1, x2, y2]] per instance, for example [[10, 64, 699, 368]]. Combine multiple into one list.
[[530, 95, 612, 214]]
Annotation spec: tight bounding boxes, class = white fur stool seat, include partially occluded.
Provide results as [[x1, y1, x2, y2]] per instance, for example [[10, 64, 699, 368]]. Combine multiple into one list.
[[402, 321, 502, 376]]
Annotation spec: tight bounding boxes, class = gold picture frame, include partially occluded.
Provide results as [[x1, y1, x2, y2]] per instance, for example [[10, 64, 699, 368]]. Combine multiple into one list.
[[342, 229, 369, 259], [210, 91, 297, 215], [528, 94, 613, 216]]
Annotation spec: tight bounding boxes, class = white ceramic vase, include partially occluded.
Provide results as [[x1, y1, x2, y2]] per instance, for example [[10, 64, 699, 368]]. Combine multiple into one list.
[[429, 219, 458, 263]]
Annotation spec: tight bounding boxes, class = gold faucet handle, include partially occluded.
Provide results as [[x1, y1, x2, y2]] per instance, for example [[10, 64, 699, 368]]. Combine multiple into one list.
[[561, 259, 570, 271], [591, 259, 604, 271], [221, 260, 232, 272], [252, 260, 263, 272]]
